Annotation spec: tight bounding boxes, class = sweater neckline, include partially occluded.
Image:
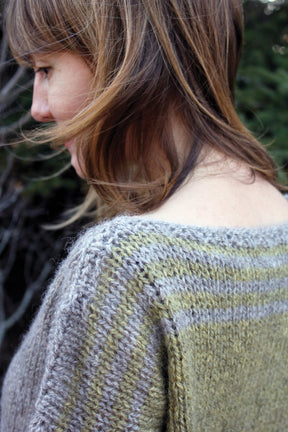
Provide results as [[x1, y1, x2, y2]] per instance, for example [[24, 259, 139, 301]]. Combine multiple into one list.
[[129, 213, 288, 233], [110, 213, 288, 249]]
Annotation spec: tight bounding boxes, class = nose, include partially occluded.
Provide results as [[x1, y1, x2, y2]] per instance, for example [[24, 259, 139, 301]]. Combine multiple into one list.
[[31, 75, 53, 122]]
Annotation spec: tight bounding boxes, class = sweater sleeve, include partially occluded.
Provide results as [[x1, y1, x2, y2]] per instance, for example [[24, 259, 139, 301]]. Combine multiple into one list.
[[27, 229, 167, 432]]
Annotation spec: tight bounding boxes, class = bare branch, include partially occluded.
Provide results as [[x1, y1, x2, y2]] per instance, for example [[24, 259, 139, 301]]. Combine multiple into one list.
[[0, 32, 9, 74], [0, 67, 27, 98], [0, 111, 32, 138], [0, 78, 33, 106], [0, 151, 14, 194]]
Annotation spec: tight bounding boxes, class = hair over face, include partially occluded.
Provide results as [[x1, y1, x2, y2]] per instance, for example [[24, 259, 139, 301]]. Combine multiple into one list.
[[6, 0, 278, 217]]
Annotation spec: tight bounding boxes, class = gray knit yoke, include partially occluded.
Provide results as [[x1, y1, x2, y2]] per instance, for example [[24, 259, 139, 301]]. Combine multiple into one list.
[[1, 215, 288, 431]]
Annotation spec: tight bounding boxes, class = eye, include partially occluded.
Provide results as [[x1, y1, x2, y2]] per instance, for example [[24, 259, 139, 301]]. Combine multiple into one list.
[[34, 67, 51, 78]]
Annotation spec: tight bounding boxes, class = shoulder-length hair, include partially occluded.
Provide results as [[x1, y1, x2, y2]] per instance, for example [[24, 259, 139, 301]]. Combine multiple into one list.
[[6, 0, 278, 218]]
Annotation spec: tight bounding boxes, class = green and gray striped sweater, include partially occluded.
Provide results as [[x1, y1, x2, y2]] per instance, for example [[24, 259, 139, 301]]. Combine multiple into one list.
[[1, 216, 288, 431]]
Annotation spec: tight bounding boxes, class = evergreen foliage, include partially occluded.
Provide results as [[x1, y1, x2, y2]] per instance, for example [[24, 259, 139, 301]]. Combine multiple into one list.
[[237, 0, 288, 182]]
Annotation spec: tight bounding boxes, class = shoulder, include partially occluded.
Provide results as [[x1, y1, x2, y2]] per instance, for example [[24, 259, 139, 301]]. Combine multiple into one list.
[[64, 215, 176, 283], [50, 215, 171, 305], [70, 211, 288, 263], [69, 214, 213, 274], [58, 215, 199, 302], [70, 214, 184, 261]]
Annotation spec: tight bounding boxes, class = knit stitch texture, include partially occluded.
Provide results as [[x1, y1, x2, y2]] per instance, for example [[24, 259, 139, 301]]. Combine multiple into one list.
[[1, 215, 288, 431]]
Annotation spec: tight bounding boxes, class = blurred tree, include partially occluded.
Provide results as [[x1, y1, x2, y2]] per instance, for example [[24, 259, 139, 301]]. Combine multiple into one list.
[[237, 0, 288, 182]]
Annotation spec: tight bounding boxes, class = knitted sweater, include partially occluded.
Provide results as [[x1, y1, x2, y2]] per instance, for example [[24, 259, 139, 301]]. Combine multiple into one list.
[[1, 215, 288, 432]]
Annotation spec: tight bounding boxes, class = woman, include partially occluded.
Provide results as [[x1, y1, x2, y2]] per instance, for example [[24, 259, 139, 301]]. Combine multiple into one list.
[[1, 0, 288, 431]]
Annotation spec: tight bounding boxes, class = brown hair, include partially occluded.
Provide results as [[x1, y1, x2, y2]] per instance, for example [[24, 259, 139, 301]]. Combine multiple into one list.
[[6, 0, 278, 218]]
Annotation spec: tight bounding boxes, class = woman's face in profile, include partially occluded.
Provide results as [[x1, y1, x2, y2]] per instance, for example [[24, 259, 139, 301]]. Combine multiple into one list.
[[31, 51, 93, 177]]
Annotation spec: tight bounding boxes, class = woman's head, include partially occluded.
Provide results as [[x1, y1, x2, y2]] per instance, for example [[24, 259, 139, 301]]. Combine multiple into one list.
[[6, 0, 277, 216]]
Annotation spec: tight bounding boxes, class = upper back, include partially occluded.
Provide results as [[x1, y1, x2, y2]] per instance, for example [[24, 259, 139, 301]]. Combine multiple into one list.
[[111, 215, 288, 431]]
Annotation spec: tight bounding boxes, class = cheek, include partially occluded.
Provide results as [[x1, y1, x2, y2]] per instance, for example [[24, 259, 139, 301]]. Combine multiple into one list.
[[49, 84, 91, 121], [48, 91, 80, 120]]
